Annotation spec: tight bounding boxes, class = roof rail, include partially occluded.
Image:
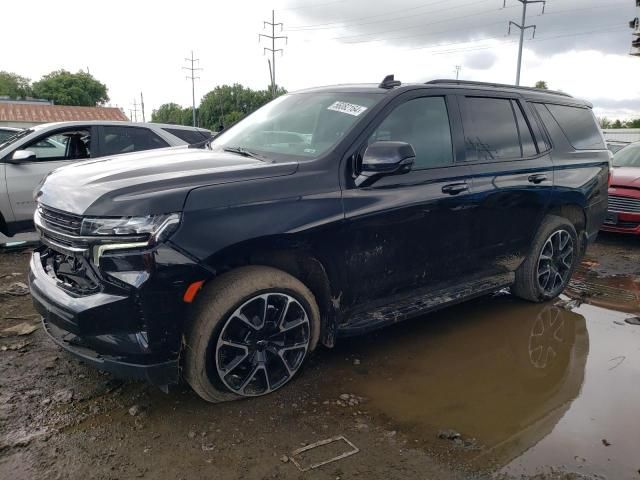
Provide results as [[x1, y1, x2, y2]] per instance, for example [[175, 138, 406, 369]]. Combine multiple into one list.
[[425, 79, 573, 98]]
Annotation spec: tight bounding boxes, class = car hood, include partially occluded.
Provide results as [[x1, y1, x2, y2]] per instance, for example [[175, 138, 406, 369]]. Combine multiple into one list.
[[36, 148, 298, 216], [610, 166, 640, 189]]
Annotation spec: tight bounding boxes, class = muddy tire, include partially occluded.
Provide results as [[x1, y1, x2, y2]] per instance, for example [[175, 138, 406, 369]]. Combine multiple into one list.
[[184, 265, 321, 403], [512, 215, 579, 303]]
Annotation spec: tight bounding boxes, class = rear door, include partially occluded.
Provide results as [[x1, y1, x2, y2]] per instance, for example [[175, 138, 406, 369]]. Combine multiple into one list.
[[4, 126, 95, 223], [341, 92, 476, 308], [459, 94, 553, 279]]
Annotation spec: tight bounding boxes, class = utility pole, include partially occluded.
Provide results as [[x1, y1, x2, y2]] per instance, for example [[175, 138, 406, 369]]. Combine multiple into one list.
[[183, 51, 202, 127], [454, 65, 462, 80], [505, 0, 546, 85], [260, 10, 287, 98], [131, 98, 140, 122], [630, 0, 640, 56], [140, 92, 146, 123]]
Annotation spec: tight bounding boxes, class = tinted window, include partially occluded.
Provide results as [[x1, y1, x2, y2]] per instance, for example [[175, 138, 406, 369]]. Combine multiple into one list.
[[101, 126, 169, 156], [368, 96, 453, 169], [512, 101, 537, 157], [163, 127, 210, 144], [23, 129, 91, 161], [462, 97, 521, 161], [545, 104, 604, 150], [0, 130, 17, 143]]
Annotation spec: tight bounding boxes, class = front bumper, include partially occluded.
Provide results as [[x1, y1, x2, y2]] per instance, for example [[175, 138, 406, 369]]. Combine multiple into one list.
[[601, 211, 640, 235], [29, 244, 209, 385]]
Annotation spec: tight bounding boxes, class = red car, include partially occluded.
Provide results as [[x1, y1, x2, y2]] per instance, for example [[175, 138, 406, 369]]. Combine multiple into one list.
[[602, 142, 640, 234]]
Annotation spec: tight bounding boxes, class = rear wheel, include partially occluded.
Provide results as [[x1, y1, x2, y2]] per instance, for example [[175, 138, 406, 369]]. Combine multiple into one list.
[[184, 266, 320, 403], [512, 215, 578, 302]]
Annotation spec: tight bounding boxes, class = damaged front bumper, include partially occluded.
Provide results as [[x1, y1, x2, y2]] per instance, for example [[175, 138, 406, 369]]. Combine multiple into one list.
[[28, 244, 210, 386]]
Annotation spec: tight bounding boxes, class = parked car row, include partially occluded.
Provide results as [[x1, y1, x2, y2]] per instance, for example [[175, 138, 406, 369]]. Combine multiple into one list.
[[0, 121, 212, 236], [27, 77, 609, 402]]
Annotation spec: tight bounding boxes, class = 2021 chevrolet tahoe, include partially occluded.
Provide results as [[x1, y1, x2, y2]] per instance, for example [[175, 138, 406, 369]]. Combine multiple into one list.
[[29, 77, 609, 402]]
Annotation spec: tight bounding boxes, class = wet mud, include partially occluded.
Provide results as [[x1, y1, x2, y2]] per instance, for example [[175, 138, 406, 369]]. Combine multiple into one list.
[[1, 235, 639, 480]]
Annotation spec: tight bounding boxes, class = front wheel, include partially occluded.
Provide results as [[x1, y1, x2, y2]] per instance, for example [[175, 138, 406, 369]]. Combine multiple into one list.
[[184, 266, 321, 403], [512, 215, 579, 302]]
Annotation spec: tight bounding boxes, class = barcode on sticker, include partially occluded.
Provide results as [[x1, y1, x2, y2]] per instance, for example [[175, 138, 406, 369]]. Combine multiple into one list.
[[327, 101, 368, 117]]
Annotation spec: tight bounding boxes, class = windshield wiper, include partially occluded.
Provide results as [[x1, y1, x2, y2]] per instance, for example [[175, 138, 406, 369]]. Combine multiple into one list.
[[223, 146, 269, 161]]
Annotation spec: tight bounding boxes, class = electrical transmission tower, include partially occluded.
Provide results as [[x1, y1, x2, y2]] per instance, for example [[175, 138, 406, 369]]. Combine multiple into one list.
[[130, 98, 140, 122], [183, 51, 202, 127], [505, 0, 546, 85], [630, 0, 640, 56], [454, 65, 462, 80], [260, 10, 287, 98]]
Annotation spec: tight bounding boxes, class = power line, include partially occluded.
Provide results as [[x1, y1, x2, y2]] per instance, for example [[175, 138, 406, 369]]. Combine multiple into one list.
[[279, 0, 347, 11], [505, 0, 546, 85], [260, 10, 288, 97], [130, 98, 140, 123], [183, 51, 202, 127]]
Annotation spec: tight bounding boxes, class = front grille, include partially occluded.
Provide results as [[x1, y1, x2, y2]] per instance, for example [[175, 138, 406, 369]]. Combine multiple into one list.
[[608, 195, 640, 213], [38, 205, 83, 235]]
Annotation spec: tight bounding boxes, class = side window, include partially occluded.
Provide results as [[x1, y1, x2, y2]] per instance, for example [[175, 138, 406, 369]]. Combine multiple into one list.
[[368, 96, 453, 169], [544, 103, 605, 150], [462, 97, 521, 161], [512, 101, 538, 157], [22, 129, 91, 161], [101, 126, 169, 156], [163, 127, 210, 144]]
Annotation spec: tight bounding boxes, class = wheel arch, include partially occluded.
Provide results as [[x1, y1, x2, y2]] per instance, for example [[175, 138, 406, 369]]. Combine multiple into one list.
[[201, 235, 341, 348], [546, 204, 587, 254]]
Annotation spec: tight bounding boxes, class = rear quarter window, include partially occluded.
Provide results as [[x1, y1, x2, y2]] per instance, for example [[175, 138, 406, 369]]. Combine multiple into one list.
[[543, 103, 604, 150], [163, 128, 210, 144]]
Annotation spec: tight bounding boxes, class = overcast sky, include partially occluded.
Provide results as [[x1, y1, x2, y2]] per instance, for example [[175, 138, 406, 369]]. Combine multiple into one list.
[[3, 0, 639, 120]]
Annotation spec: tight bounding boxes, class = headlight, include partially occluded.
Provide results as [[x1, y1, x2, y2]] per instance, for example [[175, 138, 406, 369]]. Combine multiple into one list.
[[80, 213, 181, 241]]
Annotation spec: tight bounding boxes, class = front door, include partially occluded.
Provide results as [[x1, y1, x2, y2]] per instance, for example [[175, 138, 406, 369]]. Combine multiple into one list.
[[5, 126, 94, 222], [341, 94, 475, 311]]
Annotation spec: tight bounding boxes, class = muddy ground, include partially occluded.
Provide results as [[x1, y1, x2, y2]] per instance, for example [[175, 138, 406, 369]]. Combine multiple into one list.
[[1, 233, 639, 480]]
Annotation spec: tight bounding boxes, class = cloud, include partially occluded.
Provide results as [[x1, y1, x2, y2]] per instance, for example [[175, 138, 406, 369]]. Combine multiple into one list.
[[464, 51, 497, 70]]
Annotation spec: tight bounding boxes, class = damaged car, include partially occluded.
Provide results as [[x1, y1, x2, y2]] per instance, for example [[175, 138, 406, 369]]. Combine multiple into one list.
[[28, 77, 609, 402]]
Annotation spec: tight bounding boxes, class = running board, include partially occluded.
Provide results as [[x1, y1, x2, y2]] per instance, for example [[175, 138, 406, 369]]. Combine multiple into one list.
[[338, 273, 514, 337]]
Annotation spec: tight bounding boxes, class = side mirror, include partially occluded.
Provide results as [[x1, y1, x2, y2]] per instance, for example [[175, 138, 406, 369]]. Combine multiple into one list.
[[355, 141, 415, 187], [8, 150, 36, 164]]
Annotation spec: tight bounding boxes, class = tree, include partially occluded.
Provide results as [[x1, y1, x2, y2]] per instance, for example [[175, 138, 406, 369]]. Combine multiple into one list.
[[598, 117, 612, 129], [534, 81, 548, 90], [32, 70, 109, 106], [151, 103, 189, 125], [0, 71, 32, 99], [627, 118, 640, 128], [198, 83, 285, 131], [612, 119, 624, 129]]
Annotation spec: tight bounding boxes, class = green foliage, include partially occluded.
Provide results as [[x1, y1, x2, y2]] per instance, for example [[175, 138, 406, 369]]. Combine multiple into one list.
[[32, 70, 109, 106], [0, 71, 32, 99], [599, 118, 640, 129], [534, 80, 548, 90], [627, 118, 640, 128], [151, 103, 189, 124], [612, 119, 624, 129], [198, 84, 286, 131], [598, 117, 611, 129]]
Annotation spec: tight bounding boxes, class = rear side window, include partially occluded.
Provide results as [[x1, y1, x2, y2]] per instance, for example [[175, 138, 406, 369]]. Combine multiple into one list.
[[101, 126, 169, 156], [544, 104, 604, 150], [512, 102, 537, 157], [163, 127, 210, 144], [461, 97, 521, 161]]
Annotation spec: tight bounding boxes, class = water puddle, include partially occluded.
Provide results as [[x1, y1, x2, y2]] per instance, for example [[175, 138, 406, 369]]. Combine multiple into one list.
[[328, 294, 640, 479]]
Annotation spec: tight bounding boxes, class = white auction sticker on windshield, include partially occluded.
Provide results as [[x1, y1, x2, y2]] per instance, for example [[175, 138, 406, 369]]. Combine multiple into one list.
[[327, 101, 368, 117]]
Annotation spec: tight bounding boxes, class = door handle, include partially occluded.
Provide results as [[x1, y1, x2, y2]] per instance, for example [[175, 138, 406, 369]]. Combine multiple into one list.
[[441, 183, 469, 195], [528, 174, 547, 184]]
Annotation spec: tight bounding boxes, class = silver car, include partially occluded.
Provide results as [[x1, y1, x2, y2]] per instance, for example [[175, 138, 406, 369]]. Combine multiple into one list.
[[0, 121, 211, 236]]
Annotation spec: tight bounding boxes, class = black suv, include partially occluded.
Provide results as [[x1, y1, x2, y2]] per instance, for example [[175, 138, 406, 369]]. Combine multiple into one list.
[[29, 77, 609, 402]]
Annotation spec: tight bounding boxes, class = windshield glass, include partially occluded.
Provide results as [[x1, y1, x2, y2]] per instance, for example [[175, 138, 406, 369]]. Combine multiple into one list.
[[210, 92, 383, 159], [613, 143, 640, 167], [0, 128, 33, 151]]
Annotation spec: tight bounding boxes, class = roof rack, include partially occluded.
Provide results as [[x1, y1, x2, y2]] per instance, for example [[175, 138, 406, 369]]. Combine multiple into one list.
[[425, 79, 573, 98], [379, 74, 401, 89]]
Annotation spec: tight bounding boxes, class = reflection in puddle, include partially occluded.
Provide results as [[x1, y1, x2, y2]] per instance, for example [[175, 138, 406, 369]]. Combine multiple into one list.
[[330, 295, 640, 479], [567, 266, 640, 314]]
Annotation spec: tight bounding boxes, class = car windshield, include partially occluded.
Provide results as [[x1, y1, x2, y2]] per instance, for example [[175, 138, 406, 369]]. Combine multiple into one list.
[[210, 92, 383, 159], [612, 144, 640, 167], [0, 128, 32, 150]]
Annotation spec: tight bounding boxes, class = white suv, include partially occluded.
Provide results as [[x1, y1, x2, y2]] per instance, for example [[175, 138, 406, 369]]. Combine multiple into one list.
[[0, 121, 211, 236]]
